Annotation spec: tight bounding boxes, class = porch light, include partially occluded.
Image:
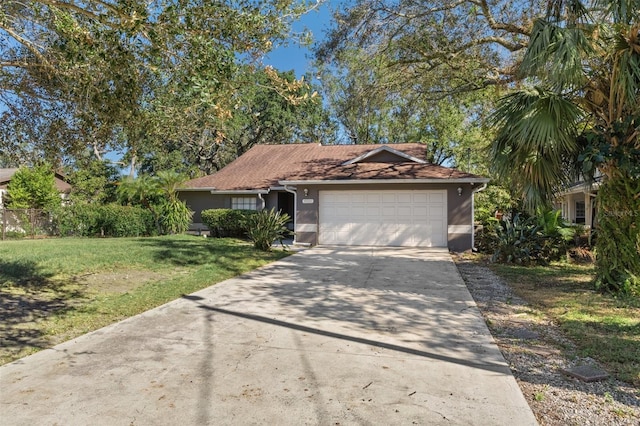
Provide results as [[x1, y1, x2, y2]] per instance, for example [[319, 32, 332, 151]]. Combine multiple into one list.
[[457, 187, 463, 196], [303, 188, 309, 197]]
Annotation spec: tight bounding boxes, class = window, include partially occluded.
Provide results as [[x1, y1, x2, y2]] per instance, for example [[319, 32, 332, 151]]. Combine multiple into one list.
[[232, 197, 257, 210], [575, 201, 586, 224]]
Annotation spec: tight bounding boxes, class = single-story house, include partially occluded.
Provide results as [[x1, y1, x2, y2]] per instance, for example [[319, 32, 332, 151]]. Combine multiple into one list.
[[0, 168, 72, 209], [554, 179, 600, 229], [179, 143, 490, 251]]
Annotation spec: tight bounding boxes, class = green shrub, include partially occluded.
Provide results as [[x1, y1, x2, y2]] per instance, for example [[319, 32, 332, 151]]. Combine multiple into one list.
[[53, 203, 102, 236], [246, 209, 291, 251], [98, 204, 156, 237], [478, 210, 576, 265], [53, 203, 156, 237], [158, 200, 193, 235], [201, 209, 257, 237]]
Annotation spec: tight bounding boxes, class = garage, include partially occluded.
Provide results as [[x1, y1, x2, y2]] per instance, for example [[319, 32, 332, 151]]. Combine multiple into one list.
[[318, 190, 447, 247]]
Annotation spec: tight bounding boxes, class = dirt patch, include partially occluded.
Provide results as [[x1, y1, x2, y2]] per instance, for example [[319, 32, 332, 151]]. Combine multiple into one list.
[[0, 269, 171, 365], [79, 270, 170, 295]]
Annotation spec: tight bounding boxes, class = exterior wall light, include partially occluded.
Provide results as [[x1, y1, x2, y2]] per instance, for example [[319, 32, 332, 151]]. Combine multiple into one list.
[[457, 187, 463, 196], [303, 188, 309, 197]]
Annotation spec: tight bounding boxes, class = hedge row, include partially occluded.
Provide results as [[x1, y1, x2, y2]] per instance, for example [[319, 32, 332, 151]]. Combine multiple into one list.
[[54, 203, 156, 237], [201, 209, 258, 237]]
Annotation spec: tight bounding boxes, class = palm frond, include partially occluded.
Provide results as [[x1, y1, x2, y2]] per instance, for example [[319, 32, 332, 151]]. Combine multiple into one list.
[[490, 88, 585, 209], [593, 0, 640, 24], [520, 19, 594, 89]]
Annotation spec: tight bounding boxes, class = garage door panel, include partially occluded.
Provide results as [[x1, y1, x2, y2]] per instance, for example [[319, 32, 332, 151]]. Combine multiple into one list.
[[396, 193, 412, 203], [429, 192, 445, 203], [381, 193, 397, 203], [319, 190, 448, 247]]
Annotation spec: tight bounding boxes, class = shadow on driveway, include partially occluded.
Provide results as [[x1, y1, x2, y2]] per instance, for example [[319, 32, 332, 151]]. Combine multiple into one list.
[[0, 246, 537, 426]]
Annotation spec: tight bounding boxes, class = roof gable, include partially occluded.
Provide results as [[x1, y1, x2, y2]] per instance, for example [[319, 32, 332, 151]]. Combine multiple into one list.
[[342, 146, 426, 165]]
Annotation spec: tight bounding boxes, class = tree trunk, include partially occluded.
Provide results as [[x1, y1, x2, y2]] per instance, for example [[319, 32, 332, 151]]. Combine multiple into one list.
[[595, 172, 640, 295]]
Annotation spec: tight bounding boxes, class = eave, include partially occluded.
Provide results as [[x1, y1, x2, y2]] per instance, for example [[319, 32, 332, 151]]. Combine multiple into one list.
[[279, 178, 490, 185]]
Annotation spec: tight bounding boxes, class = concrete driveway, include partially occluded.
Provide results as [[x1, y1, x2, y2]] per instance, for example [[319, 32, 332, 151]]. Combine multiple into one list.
[[0, 246, 537, 425]]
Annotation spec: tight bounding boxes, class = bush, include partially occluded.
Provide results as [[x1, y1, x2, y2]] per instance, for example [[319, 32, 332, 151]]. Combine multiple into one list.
[[53, 203, 101, 236], [477, 210, 576, 265], [201, 209, 257, 237], [53, 203, 156, 237], [245, 209, 291, 251], [158, 200, 193, 235], [98, 204, 156, 237]]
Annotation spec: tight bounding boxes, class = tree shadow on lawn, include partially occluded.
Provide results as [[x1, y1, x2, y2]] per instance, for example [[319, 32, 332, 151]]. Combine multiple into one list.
[[134, 236, 288, 271], [0, 260, 86, 364]]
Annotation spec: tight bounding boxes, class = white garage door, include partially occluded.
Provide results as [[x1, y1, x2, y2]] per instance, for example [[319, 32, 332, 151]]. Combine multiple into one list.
[[319, 190, 447, 247]]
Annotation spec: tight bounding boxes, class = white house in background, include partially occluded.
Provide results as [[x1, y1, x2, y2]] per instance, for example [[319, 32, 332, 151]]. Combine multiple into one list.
[[554, 178, 601, 228], [0, 168, 72, 209]]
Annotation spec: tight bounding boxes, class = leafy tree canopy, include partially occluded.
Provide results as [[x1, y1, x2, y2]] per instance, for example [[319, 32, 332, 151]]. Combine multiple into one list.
[[137, 66, 334, 176], [487, 0, 640, 294], [313, 1, 508, 169], [1, 0, 324, 172]]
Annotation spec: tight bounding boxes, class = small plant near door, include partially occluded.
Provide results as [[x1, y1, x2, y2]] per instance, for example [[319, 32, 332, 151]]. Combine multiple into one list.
[[246, 209, 291, 251]]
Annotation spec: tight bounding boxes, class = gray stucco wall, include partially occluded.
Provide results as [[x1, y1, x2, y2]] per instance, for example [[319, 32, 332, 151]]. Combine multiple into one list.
[[292, 183, 477, 251], [178, 192, 252, 224], [179, 183, 480, 251]]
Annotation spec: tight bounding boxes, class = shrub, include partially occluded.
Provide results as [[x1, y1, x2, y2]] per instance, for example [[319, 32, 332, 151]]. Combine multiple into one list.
[[246, 209, 291, 251], [98, 204, 156, 237], [478, 210, 576, 265], [5, 164, 60, 210], [53, 203, 102, 236], [201, 209, 257, 237], [53, 203, 155, 237], [158, 200, 193, 235]]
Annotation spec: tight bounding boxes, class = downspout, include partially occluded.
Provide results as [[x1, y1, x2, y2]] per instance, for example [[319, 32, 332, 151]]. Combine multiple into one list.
[[471, 183, 488, 250], [284, 185, 297, 244], [257, 193, 265, 210]]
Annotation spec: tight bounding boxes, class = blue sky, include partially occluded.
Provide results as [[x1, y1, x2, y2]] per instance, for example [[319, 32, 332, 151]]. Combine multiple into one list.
[[263, 1, 337, 77]]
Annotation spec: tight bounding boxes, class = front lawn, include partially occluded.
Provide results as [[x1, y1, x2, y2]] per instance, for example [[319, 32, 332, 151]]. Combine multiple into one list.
[[490, 261, 640, 386], [0, 235, 290, 365]]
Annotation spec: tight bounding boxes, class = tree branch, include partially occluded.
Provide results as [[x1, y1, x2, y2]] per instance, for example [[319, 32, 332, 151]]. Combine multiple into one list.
[[476, 0, 531, 36], [0, 25, 55, 73]]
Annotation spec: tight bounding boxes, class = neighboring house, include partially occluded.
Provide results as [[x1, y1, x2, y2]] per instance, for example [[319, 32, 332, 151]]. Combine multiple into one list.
[[179, 143, 490, 251], [555, 179, 600, 229], [0, 168, 72, 209]]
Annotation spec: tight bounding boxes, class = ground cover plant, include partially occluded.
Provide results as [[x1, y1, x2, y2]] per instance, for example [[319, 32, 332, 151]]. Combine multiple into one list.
[[489, 261, 640, 387], [0, 235, 289, 365]]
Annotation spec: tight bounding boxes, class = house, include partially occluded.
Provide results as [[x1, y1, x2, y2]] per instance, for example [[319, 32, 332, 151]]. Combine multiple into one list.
[[179, 143, 490, 251], [555, 179, 600, 229], [0, 168, 72, 209]]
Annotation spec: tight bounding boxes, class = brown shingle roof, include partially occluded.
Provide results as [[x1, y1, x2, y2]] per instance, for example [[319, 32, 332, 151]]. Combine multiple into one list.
[[182, 143, 486, 191], [0, 168, 71, 192]]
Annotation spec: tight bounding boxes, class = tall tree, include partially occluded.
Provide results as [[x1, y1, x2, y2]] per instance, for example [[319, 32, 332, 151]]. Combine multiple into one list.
[[1, 0, 322, 170], [314, 1, 503, 167], [317, 1, 543, 101], [490, 0, 640, 294], [138, 66, 333, 175]]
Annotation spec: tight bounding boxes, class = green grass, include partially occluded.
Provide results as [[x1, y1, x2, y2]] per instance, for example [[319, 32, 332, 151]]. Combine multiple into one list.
[[0, 235, 290, 364], [490, 261, 640, 386]]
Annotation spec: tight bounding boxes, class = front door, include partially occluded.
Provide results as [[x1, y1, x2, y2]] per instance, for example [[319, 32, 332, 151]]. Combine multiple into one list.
[[277, 191, 295, 231]]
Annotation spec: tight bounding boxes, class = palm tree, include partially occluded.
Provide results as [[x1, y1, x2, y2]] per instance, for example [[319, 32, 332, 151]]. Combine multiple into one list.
[[490, 0, 640, 294], [117, 171, 193, 235]]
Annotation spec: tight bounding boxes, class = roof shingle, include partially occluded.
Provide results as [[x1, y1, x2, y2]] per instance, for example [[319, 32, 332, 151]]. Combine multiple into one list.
[[182, 143, 485, 191]]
